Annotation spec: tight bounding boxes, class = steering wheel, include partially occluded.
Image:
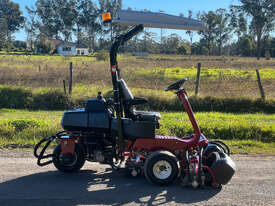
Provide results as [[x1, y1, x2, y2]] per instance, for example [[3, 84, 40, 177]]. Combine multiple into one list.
[[165, 78, 187, 92]]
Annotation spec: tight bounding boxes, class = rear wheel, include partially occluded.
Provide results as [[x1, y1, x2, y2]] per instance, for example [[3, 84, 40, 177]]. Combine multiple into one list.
[[52, 143, 86, 173], [144, 151, 179, 185]]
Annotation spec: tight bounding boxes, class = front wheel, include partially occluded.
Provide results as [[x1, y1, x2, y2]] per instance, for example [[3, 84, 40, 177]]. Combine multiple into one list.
[[52, 143, 86, 173], [144, 151, 179, 185]]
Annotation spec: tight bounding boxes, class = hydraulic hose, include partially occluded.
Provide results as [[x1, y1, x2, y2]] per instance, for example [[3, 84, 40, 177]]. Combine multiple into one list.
[[34, 131, 67, 166], [209, 140, 231, 156]]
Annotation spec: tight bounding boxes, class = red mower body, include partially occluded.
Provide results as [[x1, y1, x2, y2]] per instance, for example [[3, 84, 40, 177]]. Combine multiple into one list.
[[130, 135, 208, 153]]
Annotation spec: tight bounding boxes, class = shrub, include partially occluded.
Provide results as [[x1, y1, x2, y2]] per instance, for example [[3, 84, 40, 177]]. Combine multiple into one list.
[[137, 95, 275, 114], [265, 50, 271, 60], [0, 86, 32, 109], [31, 90, 71, 110], [95, 50, 109, 61], [177, 42, 190, 55], [8, 119, 41, 132]]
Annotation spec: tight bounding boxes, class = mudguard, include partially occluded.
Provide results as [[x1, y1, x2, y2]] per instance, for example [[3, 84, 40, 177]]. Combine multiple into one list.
[[211, 153, 236, 185]]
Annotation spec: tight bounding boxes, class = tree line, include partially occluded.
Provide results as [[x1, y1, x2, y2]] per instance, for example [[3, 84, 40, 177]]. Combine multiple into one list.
[[0, 0, 274, 58]]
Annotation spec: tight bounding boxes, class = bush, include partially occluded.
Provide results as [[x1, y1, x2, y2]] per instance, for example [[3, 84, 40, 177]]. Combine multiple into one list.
[[177, 42, 190, 55], [8, 119, 41, 132], [137, 94, 275, 114], [95, 50, 109, 61], [31, 90, 71, 110], [0, 85, 274, 113], [0, 86, 32, 108], [265, 50, 271, 60]]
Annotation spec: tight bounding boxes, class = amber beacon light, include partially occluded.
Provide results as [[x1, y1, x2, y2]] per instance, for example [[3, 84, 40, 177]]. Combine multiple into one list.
[[102, 12, 112, 23]]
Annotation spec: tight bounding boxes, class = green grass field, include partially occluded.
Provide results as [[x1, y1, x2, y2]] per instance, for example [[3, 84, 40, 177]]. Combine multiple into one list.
[[0, 109, 274, 154]]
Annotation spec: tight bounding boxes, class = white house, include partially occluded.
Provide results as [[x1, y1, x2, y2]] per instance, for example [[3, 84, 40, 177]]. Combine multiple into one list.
[[56, 42, 89, 56]]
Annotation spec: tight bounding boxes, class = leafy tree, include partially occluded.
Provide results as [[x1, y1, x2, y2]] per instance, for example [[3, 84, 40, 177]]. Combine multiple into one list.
[[270, 37, 275, 57], [237, 35, 256, 56], [59, 0, 78, 42], [232, 0, 275, 59], [191, 40, 209, 55], [198, 11, 218, 55], [215, 9, 231, 56], [185, 10, 194, 55], [35, 33, 55, 54], [162, 33, 181, 54], [0, 18, 8, 49], [177, 41, 190, 55], [261, 35, 275, 58], [229, 8, 247, 41], [77, 0, 100, 51], [12, 40, 27, 49], [140, 30, 158, 53], [25, 7, 39, 50], [35, 0, 61, 39], [0, 0, 25, 40]]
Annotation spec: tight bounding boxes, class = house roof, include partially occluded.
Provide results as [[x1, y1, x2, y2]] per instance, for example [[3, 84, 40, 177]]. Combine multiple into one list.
[[75, 43, 88, 48], [50, 39, 63, 47]]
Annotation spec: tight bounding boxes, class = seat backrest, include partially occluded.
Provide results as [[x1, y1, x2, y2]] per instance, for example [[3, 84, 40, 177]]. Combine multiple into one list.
[[118, 79, 134, 101]]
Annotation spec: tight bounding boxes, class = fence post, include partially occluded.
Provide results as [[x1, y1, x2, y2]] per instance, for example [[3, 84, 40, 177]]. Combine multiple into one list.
[[195, 63, 201, 97], [256, 69, 265, 101], [63, 80, 66, 95], [69, 62, 73, 95]]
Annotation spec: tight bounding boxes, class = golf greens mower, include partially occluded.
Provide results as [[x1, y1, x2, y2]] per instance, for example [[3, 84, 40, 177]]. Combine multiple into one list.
[[34, 10, 235, 188]]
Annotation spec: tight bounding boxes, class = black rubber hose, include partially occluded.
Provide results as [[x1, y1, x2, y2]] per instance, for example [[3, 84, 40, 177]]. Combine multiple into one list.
[[212, 140, 231, 155], [37, 137, 55, 166], [33, 136, 54, 158], [34, 131, 67, 166], [209, 140, 231, 155]]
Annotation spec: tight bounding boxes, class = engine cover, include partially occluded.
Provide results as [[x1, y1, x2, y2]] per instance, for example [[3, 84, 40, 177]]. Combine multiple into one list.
[[61, 98, 111, 132]]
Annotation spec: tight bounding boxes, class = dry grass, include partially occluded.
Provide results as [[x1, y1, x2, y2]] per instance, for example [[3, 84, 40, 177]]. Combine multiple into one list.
[[0, 54, 274, 99]]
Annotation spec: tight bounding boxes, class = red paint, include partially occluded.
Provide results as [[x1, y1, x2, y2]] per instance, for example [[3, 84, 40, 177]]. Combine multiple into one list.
[[202, 165, 218, 186], [132, 135, 207, 152], [190, 155, 199, 175], [131, 89, 207, 152], [60, 138, 75, 155], [111, 65, 117, 74], [177, 90, 201, 147]]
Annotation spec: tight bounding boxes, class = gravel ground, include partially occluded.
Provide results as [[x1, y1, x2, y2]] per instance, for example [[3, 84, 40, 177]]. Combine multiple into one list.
[[0, 149, 274, 206]]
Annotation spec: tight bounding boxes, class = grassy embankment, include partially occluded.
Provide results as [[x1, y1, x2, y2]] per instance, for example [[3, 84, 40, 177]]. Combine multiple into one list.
[[0, 109, 274, 154]]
